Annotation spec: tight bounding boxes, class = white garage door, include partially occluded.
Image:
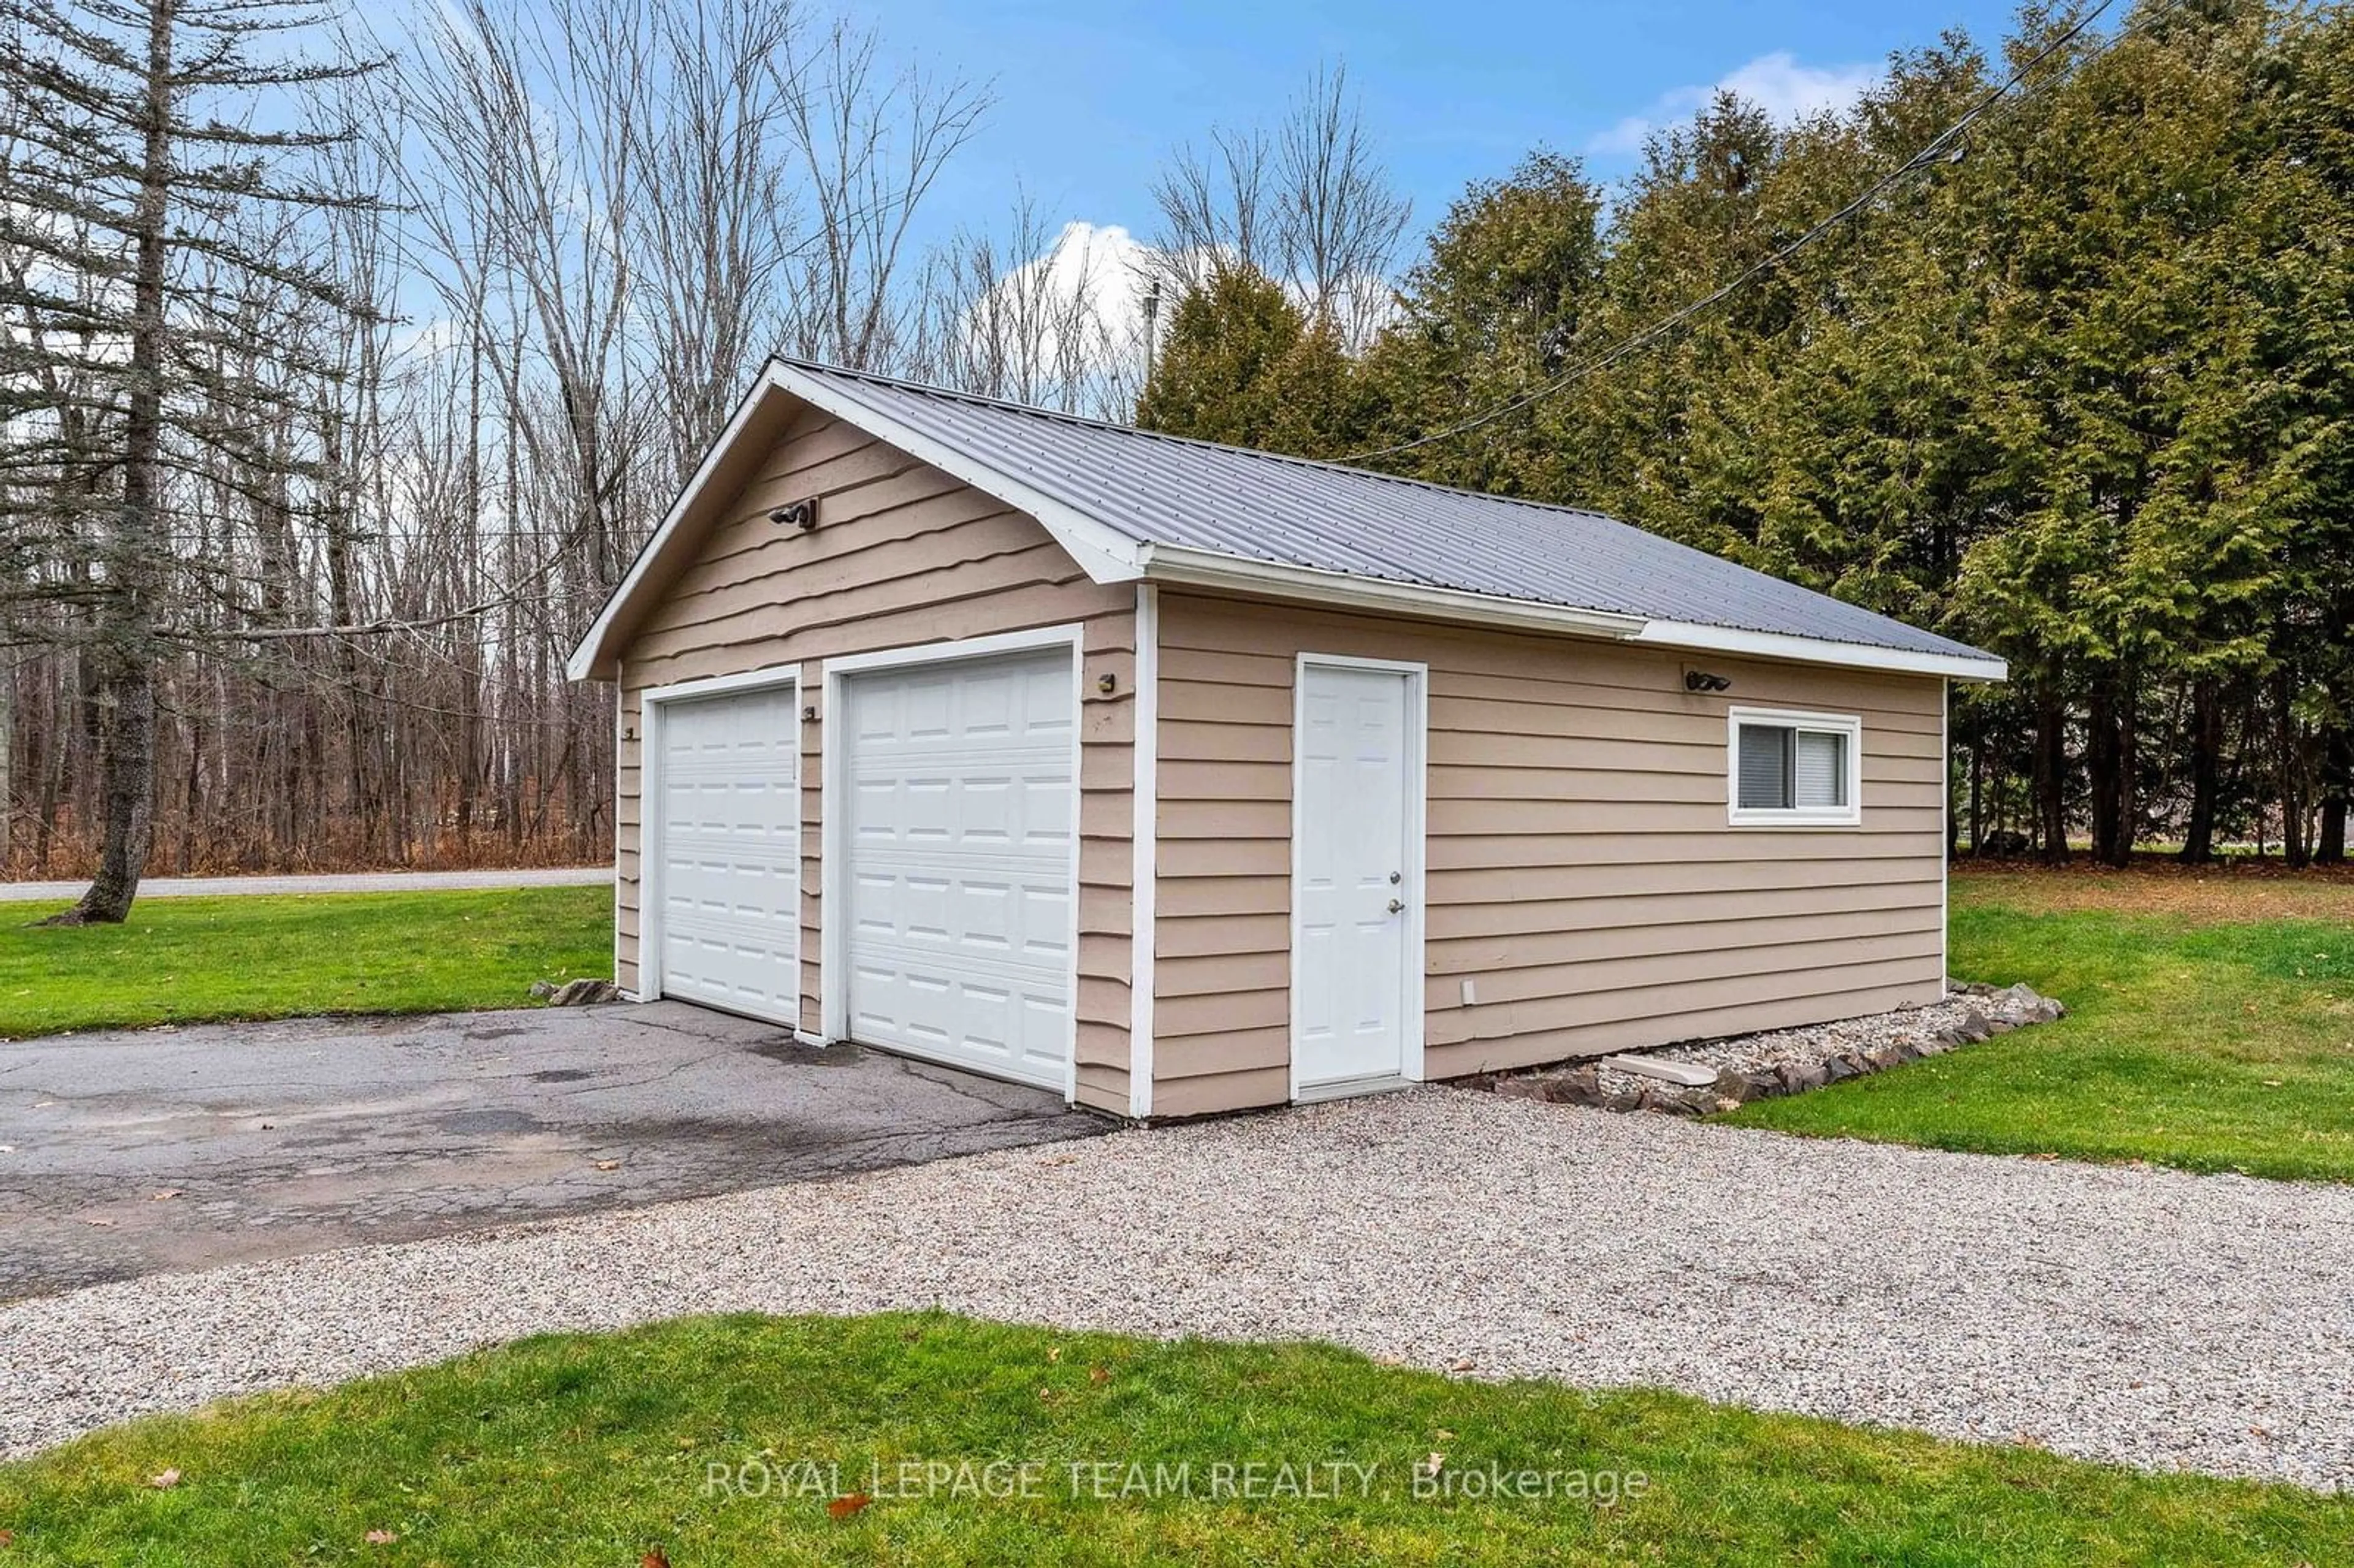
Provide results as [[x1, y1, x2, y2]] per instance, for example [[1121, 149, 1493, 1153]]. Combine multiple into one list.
[[841, 649, 1075, 1087], [652, 684, 800, 1022]]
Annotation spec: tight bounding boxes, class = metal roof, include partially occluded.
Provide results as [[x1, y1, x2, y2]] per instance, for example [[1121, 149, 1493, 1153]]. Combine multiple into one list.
[[784, 357, 1993, 666]]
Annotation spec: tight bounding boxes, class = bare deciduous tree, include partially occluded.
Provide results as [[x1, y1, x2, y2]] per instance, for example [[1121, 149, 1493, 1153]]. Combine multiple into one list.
[[1148, 61, 1408, 348]]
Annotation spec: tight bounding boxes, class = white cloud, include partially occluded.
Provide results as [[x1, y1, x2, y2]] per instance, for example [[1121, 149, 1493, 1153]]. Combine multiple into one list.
[[1589, 51, 1880, 158]]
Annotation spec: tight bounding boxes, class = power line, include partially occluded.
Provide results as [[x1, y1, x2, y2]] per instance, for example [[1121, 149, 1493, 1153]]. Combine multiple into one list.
[[1340, 0, 2182, 465]]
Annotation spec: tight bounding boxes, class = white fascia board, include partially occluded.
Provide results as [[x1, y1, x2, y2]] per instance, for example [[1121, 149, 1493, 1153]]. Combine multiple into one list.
[[566, 366, 785, 682], [1140, 542, 2004, 682], [566, 360, 1149, 683], [1634, 620, 2008, 683], [769, 361, 1146, 586], [1136, 544, 1650, 641]]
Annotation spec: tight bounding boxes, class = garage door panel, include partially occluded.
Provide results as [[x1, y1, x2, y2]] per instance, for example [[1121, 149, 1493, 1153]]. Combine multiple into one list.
[[654, 685, 799, 1022], [846, 861, 1070, 957], [842, 649, 1075, 1087]]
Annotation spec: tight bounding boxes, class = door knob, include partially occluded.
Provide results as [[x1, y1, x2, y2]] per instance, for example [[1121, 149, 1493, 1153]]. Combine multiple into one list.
[[1387, 898, 1405, 914]]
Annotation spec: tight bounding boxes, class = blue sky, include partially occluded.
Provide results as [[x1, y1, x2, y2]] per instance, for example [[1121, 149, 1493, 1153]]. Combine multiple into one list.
[[878, 0, 2028, 253]]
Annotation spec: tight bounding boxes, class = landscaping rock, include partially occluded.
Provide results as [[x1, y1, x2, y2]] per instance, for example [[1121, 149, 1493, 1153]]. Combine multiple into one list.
[[1484, 975, 2065, 1118], [544, 978, 621, 1007], [1553, 1065, 1601, 1103], [1778, 1061, 1828, 1094]]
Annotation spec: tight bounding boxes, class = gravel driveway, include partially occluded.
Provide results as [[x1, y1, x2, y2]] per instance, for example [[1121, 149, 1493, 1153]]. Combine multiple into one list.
[[4, 1090, 2349, 1490]]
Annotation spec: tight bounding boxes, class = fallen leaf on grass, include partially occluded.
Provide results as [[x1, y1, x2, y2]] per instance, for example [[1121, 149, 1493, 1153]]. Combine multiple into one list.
[[147, 1469, 180, 1490], [1419, 1453, 1445, 1477], [0, 1526, 15, 1546], [1087, 1365, 1110, 1384], [641, 1551, 671, 1568], [826, 1493, 872, 1520], [363, 1529, 397, 1543], [1045, 1345, 1062, 1363]]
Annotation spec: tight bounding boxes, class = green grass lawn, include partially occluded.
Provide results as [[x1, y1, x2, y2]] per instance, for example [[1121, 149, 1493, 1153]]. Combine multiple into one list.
[[0, 1313, 2343, 1567], [1727, 870, 2354, 1182], [0, 886, 612, 1038]]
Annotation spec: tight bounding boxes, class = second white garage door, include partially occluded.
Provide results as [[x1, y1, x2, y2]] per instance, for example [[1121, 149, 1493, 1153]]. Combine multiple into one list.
[[839, 648, 1076, 1087]]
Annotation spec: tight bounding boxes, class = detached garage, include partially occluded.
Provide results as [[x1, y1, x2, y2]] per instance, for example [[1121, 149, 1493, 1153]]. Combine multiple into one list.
[[569, 357, 2005, 1120]]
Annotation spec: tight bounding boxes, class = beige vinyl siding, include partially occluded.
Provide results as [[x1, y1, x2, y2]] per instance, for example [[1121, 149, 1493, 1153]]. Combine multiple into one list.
[[612, 405, 1135, 1114], [1151, 592, 1947, 1114]]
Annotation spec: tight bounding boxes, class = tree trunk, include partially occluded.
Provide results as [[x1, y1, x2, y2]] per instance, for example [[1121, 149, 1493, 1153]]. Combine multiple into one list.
[[2317, 718, 2350, 865], [2033, 683, 2070, 866], [2086, 683, 2120, 865], [0, 655, 13, 874], [53, 0, 174, 926], [2181, 677, 2222, 864], [2282, 670, 2312, 870], [2109, 683, 2138, 869]]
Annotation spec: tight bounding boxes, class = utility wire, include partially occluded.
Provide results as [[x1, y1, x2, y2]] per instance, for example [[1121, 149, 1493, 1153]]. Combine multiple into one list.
[[1340, 0, 2179, 465]]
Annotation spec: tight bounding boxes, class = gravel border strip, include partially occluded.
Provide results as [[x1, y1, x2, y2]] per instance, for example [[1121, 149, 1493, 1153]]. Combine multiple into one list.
[[3, 1092, 2348, 1490]]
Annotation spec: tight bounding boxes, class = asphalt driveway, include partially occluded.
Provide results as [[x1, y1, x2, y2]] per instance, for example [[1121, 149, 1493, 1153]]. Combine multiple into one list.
[[0, 1002, 1105, 1300]]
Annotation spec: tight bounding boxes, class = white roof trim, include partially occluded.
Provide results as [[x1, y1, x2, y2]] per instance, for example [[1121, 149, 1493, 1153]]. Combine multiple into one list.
[[1138, 544, 2005, 680], [569, 360, 2005, 686], [771, 361, 1147, 585], [1137, 543, 1650, 641], [568, 367, 779, 680], [1632, 620, 2007, 683], [566, 360, 1146, 680]]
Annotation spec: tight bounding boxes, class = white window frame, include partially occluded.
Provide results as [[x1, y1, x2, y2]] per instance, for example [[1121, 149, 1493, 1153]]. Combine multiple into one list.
[[817, 622, 1087, 1104], [1726, 706, 1864, 828]]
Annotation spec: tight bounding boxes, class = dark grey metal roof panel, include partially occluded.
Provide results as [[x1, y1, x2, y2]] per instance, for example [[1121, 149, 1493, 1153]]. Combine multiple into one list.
[[780, 358, 1993, 664]]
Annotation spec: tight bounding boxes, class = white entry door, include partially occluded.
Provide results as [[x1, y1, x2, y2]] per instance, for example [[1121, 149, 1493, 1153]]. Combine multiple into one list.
[[839, 648, 1075, 1088], [652, 683, 801, 1022], [1292, 659, 1422, 1096]]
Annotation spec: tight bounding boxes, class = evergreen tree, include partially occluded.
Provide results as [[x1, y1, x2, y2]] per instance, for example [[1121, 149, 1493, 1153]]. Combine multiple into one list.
[[1135, 264, 1371, 455], [1355, 150, 1605, 495]]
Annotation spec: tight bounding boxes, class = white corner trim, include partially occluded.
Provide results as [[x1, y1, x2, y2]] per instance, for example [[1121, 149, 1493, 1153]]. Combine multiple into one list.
[[611, 691, 627, 990], [1287, 651, 1430, 1105], [1726, 705, 1865, 829], [1940, 676, 1952, 995], [1128, 584, 1159, 1119], [1638, 619, 2006, 683], [1140, 543, 1648, 641]]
